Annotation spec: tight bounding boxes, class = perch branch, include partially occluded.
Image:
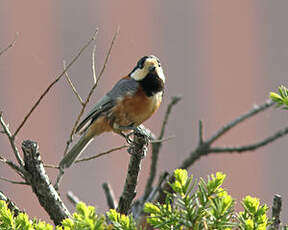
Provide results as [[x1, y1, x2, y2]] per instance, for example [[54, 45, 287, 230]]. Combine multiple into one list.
[[22, 140, 70, 225], [13, 29, 98, 138], [143, 96, 181, 202], [102, 182, 117, 209], [0, 33, 18, 57], [117, 129, 149, 215]]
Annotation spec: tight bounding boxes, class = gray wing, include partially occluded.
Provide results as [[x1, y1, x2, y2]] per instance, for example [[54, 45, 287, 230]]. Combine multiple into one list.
[[76, 77, 139, 134]]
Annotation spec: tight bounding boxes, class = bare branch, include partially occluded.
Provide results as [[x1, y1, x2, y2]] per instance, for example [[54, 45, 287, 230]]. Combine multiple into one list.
[[0, 155, 26, 178], [180, 100, 276, 169], [67, 191, 81, 206], [0, 113, 24, 166], [63, 28, 119, 156], [198, 120, 204, 145], [143, 96, 181, 202], [117, 129, 149, 215], [63, 60, 84, 105], [206, 100, 274, 145], [92, 44, 97, 84], [22, 140, 70, 225], [0, 190, 22, 217], [157, 100, 288, 204], [269, 194, 282, 230], [0, 33, 18, 57], [43, 163, 60, 169], [149, 135, 174, 144], [102, 182, 117, 209], [13, 29, 98, 137], [75, 144, 127, 163], [209, 126, 288, 153], [54, 168, 64, 191]]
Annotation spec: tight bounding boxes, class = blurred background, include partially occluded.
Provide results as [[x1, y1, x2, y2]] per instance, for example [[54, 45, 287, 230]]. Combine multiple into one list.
[[0, 0, 288, 224]]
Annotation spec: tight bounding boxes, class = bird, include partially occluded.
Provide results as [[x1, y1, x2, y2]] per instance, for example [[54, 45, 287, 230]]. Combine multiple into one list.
[[59, 55, 166, 168]]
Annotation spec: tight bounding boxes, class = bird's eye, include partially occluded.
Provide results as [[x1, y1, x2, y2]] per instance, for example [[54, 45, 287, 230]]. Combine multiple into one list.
[[138, 62, 143, 68], [156, 59, 161, 67]]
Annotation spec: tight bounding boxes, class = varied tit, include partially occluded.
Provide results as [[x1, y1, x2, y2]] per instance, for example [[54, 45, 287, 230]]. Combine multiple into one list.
[[59, 55, 166, 168]]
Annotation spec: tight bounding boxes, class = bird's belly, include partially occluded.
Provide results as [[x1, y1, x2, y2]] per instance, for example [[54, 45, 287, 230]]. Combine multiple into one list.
[[110, 91, 162, 131]]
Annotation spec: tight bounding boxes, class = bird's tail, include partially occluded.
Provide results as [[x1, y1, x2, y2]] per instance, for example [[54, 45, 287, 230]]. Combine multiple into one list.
[[59, 135, 94, 168]]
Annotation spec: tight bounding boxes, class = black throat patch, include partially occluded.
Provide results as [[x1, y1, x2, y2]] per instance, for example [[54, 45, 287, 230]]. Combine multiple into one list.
[[139, 72, 164, 97]]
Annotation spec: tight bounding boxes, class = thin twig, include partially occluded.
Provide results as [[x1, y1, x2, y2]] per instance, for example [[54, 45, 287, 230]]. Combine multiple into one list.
[[75, 145, 127, 163], [63, 28, 119, 156], [102, 182, 117, 209], [149, 136, 174, 144], [54, 167, 64, 191], [0, 176, 28, 185], [0, 156, 26, 178], [67, 191, 81, 206], [143, 96, 181, 202], [0, 33, 18, 57], [43, 163, 60, 169], [63, 60, 84, 105], [0, 113, 24, 166], [92, 44, 97, 84], [13, 29, 98, 138]]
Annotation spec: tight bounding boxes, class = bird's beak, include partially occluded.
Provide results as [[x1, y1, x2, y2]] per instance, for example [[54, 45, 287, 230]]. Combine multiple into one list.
[[148, 65, 156, 72]]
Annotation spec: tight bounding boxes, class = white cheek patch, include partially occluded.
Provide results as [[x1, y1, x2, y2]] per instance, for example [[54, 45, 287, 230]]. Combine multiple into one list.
[[130, 68, 147, 81], [156, 67, 166, 83]]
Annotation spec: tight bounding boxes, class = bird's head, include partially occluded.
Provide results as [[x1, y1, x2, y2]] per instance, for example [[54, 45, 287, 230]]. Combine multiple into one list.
[[129, 55, 165, 84]]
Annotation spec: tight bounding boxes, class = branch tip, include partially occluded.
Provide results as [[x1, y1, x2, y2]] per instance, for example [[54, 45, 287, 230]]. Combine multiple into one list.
[[102, 182, 117, 209], [198, 120, 204, 144]]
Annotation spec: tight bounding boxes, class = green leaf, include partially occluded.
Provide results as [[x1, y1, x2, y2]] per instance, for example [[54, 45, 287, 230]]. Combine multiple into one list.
[[242, 196, 259, 214], [144, 202, 161, 215], [270, 92, 283, 102], [174, 169, 188, 187], [207, 172, 226, 195]]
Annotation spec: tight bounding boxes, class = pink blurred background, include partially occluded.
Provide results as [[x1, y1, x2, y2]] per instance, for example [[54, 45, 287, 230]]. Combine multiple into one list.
[[1, 0, 288, 224]]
